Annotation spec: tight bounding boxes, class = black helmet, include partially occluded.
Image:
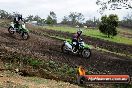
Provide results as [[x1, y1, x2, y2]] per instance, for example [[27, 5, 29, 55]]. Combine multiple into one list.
[[77, 29, 82, 35], [18, 14, 22, 18]]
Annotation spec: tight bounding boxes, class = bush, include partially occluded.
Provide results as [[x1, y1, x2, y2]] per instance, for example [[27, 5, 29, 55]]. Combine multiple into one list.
[[0, 20, 10, 28], [28, 58, 42, 67], [99, 14, 119, 38]]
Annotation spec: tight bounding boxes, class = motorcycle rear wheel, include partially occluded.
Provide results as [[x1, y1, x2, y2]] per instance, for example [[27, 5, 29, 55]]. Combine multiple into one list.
[[8, 26, 15, 34], [61, 44, 69, 53], [22, 32, 29, 40]]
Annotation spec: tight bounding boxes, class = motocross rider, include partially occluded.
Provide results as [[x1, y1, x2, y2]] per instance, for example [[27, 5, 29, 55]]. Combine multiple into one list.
[[72, 28, 83, 52], [13, 14, 23, 31]]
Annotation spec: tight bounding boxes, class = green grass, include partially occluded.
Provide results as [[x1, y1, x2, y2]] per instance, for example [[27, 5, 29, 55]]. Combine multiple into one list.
[[43, 26, 132, 45], [2, 52, 78, 81], [0, 19, 10, 28]]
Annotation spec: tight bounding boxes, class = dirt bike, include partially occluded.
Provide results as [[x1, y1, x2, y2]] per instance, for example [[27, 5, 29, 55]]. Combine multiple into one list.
[[61, 39, 91, 59], [8, 22, 29, 40]]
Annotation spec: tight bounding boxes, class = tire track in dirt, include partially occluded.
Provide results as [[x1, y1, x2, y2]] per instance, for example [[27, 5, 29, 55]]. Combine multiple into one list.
[[0, 27, 132, 76]]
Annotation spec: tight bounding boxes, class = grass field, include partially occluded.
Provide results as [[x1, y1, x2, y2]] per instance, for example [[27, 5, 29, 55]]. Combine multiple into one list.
[[117, 27, 132, 34], [43, 26, 132, 45]]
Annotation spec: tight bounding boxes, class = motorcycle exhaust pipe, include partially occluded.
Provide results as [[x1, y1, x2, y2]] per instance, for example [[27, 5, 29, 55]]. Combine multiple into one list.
[[11, 29, 16, 32]]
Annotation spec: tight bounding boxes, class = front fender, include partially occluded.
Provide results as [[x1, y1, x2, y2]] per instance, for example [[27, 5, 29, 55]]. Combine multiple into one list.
[[10, 23, 14, 28]]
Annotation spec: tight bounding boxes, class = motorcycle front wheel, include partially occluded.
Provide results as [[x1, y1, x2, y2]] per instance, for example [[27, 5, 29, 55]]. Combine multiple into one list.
[[81, 48, 91, 59], [22, 32, 29, 40]]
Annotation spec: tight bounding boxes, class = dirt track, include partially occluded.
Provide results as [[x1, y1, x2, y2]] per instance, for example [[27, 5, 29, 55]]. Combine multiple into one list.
[[39, 28, 132, 55], [0, 27, 132, 77]]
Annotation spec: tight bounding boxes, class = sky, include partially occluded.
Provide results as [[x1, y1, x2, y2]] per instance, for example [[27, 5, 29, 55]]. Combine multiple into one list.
[[0, 0, 131, 22]]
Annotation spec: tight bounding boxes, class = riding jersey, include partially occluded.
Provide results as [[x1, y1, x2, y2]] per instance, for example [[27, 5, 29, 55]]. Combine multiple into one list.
[[14, 17, 23, 23], [73, 33, 81, 41]]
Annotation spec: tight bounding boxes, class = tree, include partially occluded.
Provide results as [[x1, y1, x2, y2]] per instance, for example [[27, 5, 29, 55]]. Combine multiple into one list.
[[96, 0, 132, 14], [68, 12, 85, 26], [0, 9, 13, 19], [85, 17, 100, 27], [50, 11, 57, 24], [33, 15, 41, 21], [33, 15, 42, 25], [26, 15, 34, 22], [119, 12, 132, 28], [50, 11, 57, 20], [25, 15, 45, 25], [77, 13, 85, 23], [0, 10, 8, 19], [46, 11, 57, 25], [99, 14, 119, 37], [39, 19, 45, 26], [61, 16, 69, 24], [46, 16, 54, 25]]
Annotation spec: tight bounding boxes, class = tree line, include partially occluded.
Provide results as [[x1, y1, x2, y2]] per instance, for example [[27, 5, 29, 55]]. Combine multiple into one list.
[[0, 9, 132, 37], [0, 9, 131, 29], [96, 0, 132, 29], [0, 9, 100, 27]]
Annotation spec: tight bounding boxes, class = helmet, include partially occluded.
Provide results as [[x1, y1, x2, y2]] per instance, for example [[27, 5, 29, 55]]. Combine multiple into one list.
[[77, 29, 82, 35], [18, 14, 22, 18], [20, 14, 22, 17]]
